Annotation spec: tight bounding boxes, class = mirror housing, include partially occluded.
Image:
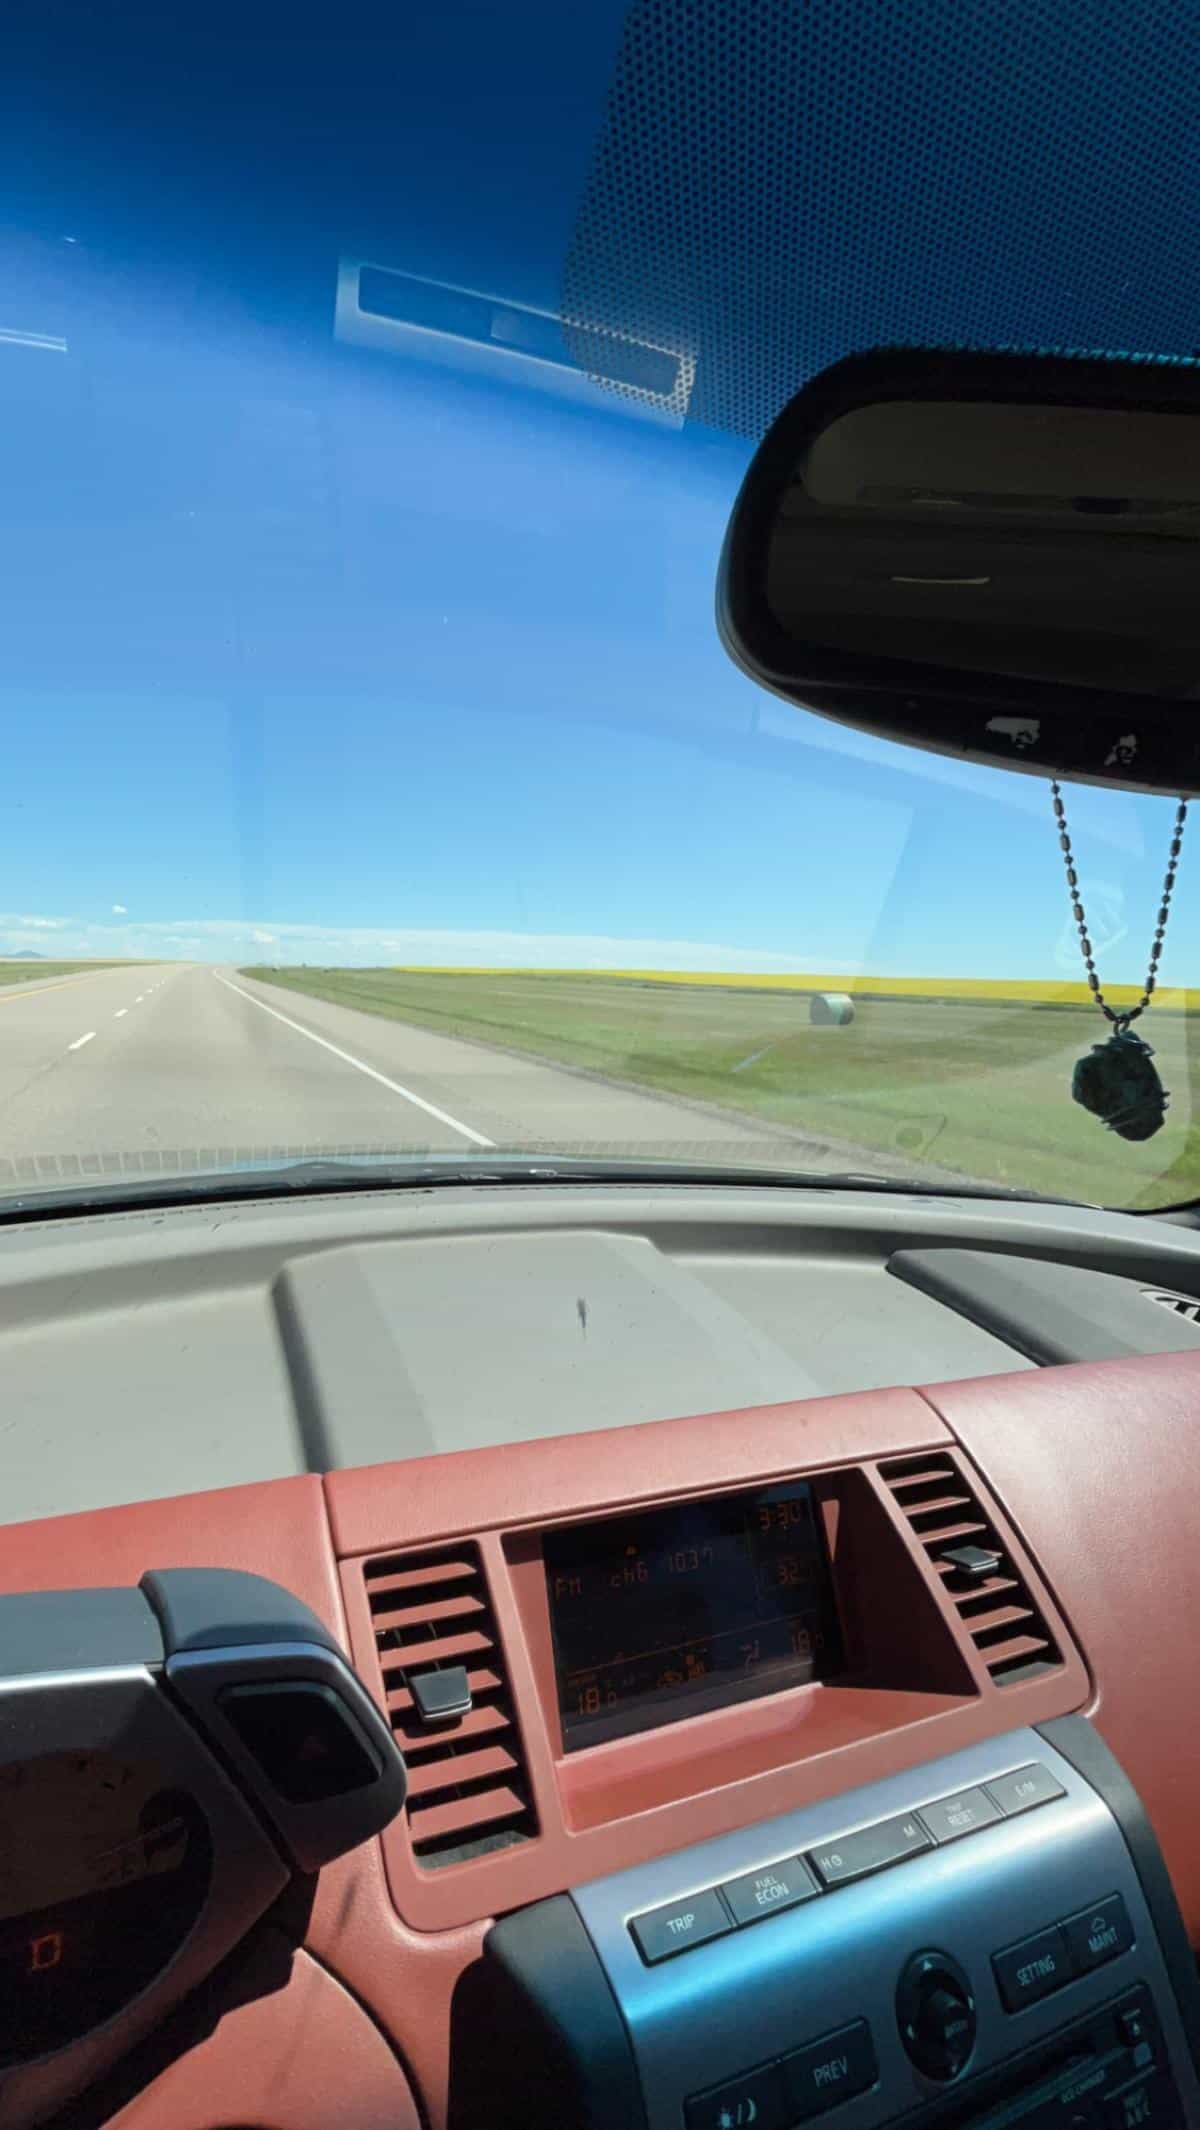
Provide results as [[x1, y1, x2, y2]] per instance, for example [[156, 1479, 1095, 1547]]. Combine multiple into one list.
[[717, 347, 1200, 795]]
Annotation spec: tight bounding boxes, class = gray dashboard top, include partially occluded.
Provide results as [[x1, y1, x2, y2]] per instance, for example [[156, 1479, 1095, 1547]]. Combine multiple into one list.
[[1, 1181, 1198, 1525]]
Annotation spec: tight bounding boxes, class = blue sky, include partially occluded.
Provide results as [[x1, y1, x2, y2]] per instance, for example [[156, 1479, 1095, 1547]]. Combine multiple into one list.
[[1, 0, 1196, 986]]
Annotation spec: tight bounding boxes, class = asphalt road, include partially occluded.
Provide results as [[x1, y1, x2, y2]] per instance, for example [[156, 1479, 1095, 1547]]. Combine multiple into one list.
[[0, 963, 885, 1191]]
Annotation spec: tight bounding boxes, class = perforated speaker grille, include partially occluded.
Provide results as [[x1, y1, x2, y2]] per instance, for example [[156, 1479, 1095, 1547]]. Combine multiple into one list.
[[562, 0, 1200, 436]]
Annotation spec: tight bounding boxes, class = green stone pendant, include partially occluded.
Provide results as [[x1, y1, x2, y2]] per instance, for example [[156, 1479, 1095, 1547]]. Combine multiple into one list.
[[1072, 1025, 1169, 1142]]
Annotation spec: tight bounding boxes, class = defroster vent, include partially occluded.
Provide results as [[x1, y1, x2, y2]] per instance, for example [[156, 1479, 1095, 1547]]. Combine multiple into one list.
[[365, 1543, 537, 1868], [878, 1453, 1061, 1687]]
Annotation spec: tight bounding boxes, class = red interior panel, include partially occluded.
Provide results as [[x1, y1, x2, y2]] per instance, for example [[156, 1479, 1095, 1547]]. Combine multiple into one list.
[[107, 1943, 420, 2130], [324, 1384, 948, 1554], [335, 1398, 1087, 1932], [0, 1473, 346, 1639], [921, 1348, 1200, 1940], [0, 1356, 1193, 2130]]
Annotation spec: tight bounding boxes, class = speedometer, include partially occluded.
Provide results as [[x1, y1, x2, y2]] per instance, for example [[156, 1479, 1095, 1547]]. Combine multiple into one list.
[[0, 1752, 210, 2066]]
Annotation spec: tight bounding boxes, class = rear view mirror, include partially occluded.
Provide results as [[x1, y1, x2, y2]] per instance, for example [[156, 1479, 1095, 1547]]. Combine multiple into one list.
[[717, 348, 1200, 795]]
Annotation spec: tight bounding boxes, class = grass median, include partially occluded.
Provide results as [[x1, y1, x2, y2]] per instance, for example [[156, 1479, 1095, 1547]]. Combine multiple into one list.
[[0, 960, 130, 987], [239, 965, 1200, 1209]]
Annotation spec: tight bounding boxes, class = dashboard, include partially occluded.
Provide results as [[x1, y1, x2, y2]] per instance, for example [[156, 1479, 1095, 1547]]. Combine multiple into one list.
[[2, 1181, 1200, 2129]]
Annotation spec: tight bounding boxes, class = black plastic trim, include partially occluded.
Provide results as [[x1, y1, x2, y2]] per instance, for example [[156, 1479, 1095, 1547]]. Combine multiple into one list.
[[1037, 1713, 1200, 2079], [888, 1247, 1200, 1367], [0, 1586, 163, 1678], [140, 1568, 342, 1658], [477, 1895, 647, 2130], [716, 344, 1200, 798]]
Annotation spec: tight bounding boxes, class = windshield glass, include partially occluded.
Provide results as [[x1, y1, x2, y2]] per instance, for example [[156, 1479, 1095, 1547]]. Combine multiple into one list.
[[4, 0, 1198, 1215]]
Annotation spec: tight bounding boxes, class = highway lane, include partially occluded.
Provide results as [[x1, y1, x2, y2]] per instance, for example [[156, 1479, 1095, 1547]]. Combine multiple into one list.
[[0, 962, 901, 1190]]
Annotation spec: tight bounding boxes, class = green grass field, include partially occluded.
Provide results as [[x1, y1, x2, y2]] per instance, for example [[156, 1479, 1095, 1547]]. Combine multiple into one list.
[[0, 960, 127, 987], [240, 966, 1200, 1209]]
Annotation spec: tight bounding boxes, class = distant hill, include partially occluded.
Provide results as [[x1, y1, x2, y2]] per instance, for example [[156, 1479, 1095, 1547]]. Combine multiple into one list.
[[9, 950, 44, 960]]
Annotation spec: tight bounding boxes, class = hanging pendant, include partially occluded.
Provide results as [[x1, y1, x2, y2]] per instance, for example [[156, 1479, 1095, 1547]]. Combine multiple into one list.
[[1072, 1024, 1169, 1141]]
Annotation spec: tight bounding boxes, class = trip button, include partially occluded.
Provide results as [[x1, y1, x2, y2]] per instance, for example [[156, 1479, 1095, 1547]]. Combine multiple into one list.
[[919, 1786, 1003, 1845], [1062, 1894, 1134, 1975], [684, 2062, 787, 2130], [807, 1813, 930, 1887], [721, 1855, 819, 1927], [993, 1924, 1073, 2011], [629, 1888, 732, 1964], [782, 2020, 878, 2119], [986, 1763, 1067, 1817]]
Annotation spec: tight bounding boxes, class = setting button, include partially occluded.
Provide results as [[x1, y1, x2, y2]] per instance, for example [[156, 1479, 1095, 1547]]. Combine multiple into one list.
[[684, 2062, 787, 2130], [1062, 1893, 1134, 1975], [918, 1786, 1002, 1845], [985, 1763, 1066, 1817], [992, 1924, 1072, 2011], [782, 2020, 878, 2120], [721, 1855, 819, 1927], [629, 1888, 732, 1964], [807, 1813, 930, 1887]]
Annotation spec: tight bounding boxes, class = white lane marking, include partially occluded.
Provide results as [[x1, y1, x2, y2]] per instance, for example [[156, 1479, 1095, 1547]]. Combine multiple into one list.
[[213, 973, 494, 1146], [68, 1031, 96, 1051], [115, 1008, 127, 1018]]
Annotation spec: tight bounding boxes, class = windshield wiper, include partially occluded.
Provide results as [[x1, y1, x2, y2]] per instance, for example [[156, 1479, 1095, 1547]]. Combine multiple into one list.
[[0, 1152, 1088, 1224]]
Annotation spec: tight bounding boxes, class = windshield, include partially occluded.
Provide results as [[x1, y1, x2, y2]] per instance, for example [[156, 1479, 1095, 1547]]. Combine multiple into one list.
[[4, 0, 1198, 1215]]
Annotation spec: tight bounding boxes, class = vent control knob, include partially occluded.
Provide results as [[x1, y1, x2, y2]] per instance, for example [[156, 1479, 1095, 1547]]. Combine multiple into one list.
[[896, 1950, 976, 2082]]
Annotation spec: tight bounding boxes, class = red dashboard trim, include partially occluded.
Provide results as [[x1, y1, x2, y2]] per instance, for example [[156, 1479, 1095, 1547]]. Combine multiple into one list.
[[324, 1384, 945, 1554], [107, 1941, 421, 2130], [335, 1393, 1087, 1933], [922, 1349, 1200, 1946], [2, 1355, 1194, 2130]]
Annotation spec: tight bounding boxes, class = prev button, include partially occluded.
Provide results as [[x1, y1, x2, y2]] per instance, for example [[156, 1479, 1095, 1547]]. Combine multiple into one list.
[[783, 2020, 878, 2119]]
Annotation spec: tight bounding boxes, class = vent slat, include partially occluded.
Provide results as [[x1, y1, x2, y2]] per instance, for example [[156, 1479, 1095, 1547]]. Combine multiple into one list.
[[404, 1743, 520, 1800], [963, 1602, 1034, 1637], [364, 1540, 537, 1867], [878, 1452, 1061, 1689], [386, 1662, 503, 1715], [372, 1590, 488, 1634], [953, 1577, 1021, 1613], [365, 1558, 479, 1598], [904, 1493, 973, 1519], [408, 1784, 529, 1847], [378, 1626, 494, 1670], [392, 1702, 511, 1755], [922, 1519, 989, 1546], [971, 1630, 1050, 1666]]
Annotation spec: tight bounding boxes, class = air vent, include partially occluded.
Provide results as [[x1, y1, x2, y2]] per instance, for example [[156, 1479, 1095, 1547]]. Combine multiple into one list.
[[1144, 1288, 1200, 1324], [364, 1544, 537, 1869], [878, 1453, 1061, 1687]]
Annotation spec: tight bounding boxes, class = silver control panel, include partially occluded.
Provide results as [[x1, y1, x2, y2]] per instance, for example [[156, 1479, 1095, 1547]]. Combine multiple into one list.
[[569, 1728, 1200, 2130]]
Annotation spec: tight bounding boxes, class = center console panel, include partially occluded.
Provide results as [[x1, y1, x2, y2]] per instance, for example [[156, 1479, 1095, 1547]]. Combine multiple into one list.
[[474, 1722, 1200, 2130]]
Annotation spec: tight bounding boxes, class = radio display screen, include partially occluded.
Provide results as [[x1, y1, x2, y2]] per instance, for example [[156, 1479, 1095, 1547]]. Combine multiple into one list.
[[544, 1482, 844, 1748]]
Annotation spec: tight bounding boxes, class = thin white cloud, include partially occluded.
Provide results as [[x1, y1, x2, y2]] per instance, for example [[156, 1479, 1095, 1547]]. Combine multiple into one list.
[[17, 914, 68, 930], [0, 911, 830, 972], [112, 903, 128, 915]]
